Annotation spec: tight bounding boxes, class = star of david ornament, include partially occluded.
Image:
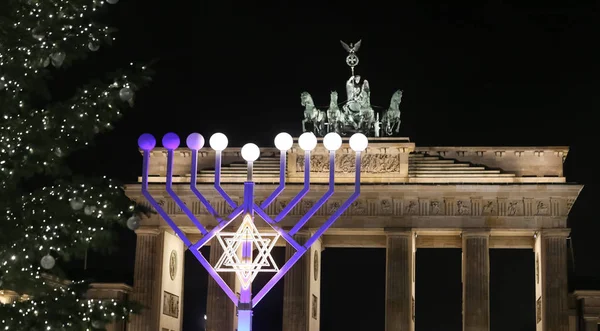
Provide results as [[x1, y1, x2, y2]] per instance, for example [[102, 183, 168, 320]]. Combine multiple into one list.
[[214, 213, 280, 289]]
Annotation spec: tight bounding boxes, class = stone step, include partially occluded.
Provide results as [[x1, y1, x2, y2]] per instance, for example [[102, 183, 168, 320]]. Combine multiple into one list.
[[409, 163, 471, 168], [409, 160, 456, 164], [409, 166, 484, 171], [198, 173, 279, 178], [230, 163, 280, 168], [409, 156, 442, 161], [410, 169, 501, 174], [409, 173, 515, 178], [200, 170, 280, 175]]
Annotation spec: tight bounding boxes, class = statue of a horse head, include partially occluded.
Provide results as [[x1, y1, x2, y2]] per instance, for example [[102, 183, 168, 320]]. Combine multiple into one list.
[[329, 91, 338, 105], [389, 90, 403, 110], [300, 92, 314, 108]]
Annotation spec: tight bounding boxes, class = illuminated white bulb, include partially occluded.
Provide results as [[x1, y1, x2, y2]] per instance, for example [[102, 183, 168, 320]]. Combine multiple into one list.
[[349, 133, 368, 152], [241, 143, 260, 162], [298, 132, 317, 151], [323, 132, 342, 151], [209, 133, 228, 151], [274, 132, 293, 151]]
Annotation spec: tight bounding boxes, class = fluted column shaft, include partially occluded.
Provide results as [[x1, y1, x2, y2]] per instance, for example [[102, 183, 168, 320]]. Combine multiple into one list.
[[283, 233, 321, 331], [206, 238, 236, 331], [536, 230, 570, 331], [462, 231, 490, 331], [129, 228, 161, 331], [385, 231, 415, 331], [584, 317, 599, 331]]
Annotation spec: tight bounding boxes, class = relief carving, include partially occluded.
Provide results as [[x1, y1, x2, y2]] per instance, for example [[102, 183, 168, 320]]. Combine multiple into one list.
[[380, 199, 393, 214], [536, 297, 542, 324], [162, 291, 179, 318], [302, 200, 315, 213], [536, 201, 549, 215], [296, 154, 400, 173], [275, 200, 287, 213], [351, 200, 367, 215], [328, 201, 341, 214], [405, 201, 418, 215], [430, 200, 441, 215], [507, 201, 522, 216], [176, 200, 188, 213], [482, 201, 496, 215], [456, 200, 470, 215]]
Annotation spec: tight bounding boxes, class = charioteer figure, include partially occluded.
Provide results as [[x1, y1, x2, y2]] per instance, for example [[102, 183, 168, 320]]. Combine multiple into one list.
[[300, 39, 403, 137]]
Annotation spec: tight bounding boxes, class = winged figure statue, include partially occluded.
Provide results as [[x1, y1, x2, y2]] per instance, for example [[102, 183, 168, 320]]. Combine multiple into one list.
[[340, 40, 362, 54]]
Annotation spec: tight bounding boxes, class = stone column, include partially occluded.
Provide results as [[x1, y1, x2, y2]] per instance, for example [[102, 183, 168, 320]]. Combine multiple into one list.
[[282, 232, 322, 331], [584, 316, 599, 331], [206, 238, 236, 331], [462, 231, 490, 331], [385, 230, 416, 331], [129, 228, 162, 331], [535, 229, 570, 331]]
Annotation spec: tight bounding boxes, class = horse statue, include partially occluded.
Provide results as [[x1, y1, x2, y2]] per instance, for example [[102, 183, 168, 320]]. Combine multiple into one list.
[[301, 92, 326, 136], [326, 91, 345, 133], [382, 90, 402, 136]]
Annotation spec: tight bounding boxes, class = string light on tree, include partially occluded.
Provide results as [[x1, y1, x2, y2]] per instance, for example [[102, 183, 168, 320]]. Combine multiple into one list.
[[0, 0, 152, 329]]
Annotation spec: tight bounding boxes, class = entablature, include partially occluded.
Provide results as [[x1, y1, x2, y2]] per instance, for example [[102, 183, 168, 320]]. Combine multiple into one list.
[[126, 183, 582, 232]]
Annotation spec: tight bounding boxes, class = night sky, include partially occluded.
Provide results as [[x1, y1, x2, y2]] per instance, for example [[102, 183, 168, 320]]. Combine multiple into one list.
[[67, 1, 598, 330]]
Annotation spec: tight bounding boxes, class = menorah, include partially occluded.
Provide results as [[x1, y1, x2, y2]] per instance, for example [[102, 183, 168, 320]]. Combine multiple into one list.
[[137, 131, 368, 331]]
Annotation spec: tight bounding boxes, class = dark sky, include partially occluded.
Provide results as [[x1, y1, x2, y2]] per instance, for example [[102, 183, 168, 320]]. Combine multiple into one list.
[[69, 1, 598, 330]]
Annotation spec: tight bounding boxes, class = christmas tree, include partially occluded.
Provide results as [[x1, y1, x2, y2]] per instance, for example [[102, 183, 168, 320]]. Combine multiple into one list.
[[0, 0, 152, 329]]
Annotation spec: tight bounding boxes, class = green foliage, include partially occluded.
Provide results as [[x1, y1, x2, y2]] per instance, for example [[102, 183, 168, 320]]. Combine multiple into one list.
[[0, 0, 153, 329]]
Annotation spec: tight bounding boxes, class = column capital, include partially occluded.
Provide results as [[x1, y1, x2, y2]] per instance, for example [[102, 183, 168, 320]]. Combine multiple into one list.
[[540, 228, 571, 238], [135, 226, 161, 236], [462, 230, 490, 238], [384, 228, 413, 236]]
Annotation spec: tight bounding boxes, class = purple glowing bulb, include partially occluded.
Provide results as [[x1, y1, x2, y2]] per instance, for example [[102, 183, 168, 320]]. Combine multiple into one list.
[[162, 133, 180, 150], [138, 133, 156, 150], [186, 133, 205, 150]]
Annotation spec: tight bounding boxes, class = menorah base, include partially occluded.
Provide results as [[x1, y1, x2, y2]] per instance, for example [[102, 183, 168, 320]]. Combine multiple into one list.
[[237, 309, 253, 331]]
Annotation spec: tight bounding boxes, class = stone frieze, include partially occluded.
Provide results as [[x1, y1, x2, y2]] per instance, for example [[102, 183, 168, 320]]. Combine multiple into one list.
[[132, 196, 570, 218], [295, 154, 401, 173]]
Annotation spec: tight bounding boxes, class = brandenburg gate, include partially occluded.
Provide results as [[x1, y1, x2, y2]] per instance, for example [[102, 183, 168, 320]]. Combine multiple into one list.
[[124, 137, 583, 331]]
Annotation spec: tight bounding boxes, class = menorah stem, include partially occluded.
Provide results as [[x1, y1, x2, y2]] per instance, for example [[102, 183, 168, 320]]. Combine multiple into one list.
[[274, 152, 311, 222], [247, 161, 253, 182], [215, 150, 237, 208], [305, 151, 361, 248], [289, 151, 336, 236], [166, 150, 208, 234], [238, 181, 255, 331], [261, 152, 286, 209], [141, 150, 191, 247], [190, 149, 220, 219]]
